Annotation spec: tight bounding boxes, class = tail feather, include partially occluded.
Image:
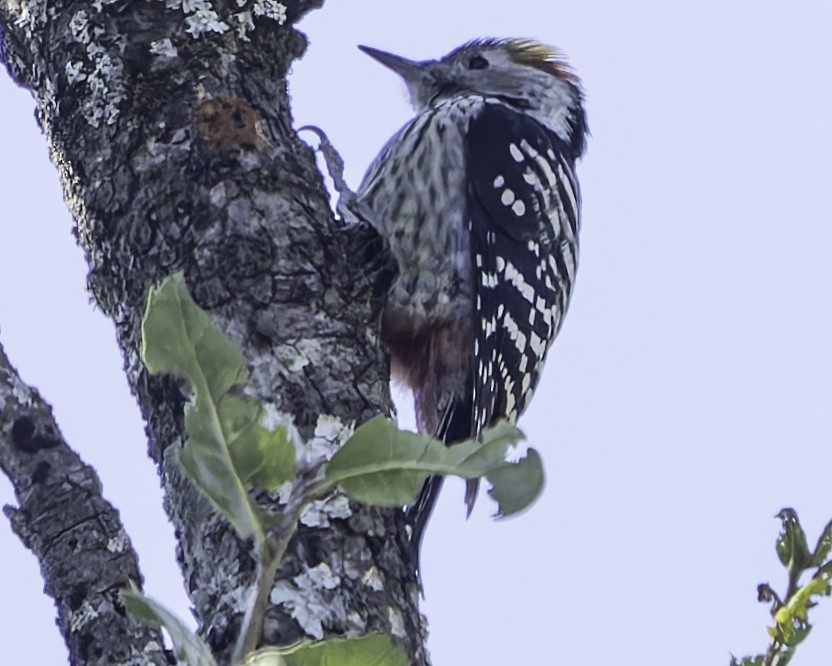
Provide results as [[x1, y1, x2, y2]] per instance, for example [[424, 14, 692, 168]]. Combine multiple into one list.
[[464, 478, 480, 517], [406, 396, 474, 584], [406, 475, 445, 582]]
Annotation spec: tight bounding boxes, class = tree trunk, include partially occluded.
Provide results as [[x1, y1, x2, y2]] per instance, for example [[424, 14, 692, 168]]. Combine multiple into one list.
[[0, 1, 428, 664]]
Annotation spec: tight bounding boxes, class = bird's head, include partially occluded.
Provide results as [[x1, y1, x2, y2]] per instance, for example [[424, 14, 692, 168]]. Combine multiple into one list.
[[359, 38, 586, 155]]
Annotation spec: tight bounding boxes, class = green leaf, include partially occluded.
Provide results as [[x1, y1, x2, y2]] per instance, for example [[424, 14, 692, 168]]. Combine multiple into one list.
[[248, 421, 297, 491], [141, 273, 296, 544], [775, 509, 811, 575], [774, 647, 796, 666], [243, 634, 408, 666], [215, 396, 296, 491], [487, 447, 545, 518], [242, 653, 287, 666], [810, 517, 832, 567], [816, 559, 832, 580], [325, 417, 544, 517], [141, 273, 247, 400], [122, 585, 217, 666], [326, 418, 438, 506], [772, 576, 830, 646]]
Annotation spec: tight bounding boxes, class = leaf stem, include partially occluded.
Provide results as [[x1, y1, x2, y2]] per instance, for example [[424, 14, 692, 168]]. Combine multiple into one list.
[[763, 640, 780, 666], [231, 508, 301, 664]]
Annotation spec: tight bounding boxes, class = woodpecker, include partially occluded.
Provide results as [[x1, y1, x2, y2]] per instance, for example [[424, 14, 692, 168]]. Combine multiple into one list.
[[356, 39, 587, 568]]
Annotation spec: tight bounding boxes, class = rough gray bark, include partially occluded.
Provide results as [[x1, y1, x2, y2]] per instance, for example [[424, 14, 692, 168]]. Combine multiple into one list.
[[0, 341, 168, 665], [0, 1, 428, 664]]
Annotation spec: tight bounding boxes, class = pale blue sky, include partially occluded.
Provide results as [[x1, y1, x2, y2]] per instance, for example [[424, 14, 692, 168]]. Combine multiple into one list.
[[2, 1, 832, 664]]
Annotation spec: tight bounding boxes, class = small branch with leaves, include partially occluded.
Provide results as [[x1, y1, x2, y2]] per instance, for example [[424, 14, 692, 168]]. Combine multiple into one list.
[[731, 509, 832, 666], [124, 272, 546, 665]]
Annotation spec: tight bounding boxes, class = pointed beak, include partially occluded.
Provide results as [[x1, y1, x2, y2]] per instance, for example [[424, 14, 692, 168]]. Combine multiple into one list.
[[358, 45, 430, 84]]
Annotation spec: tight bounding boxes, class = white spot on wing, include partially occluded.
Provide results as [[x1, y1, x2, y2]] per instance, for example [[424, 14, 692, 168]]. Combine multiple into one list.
[[548, 254, 560, 276], [512, 199, 526, 216], [503, 311, 528, 355], [505, 388, 516, 416], [501, 189, 515, 206], [481, 272, 499, 288], [503, 260, 536, 304], [561, 241, 576, 285], [557, 162, 580, 235], [519, 139, 539, 158], [529, 331, 545, 358]]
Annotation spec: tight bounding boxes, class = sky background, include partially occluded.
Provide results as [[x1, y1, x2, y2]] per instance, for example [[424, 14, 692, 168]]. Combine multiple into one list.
[[2, 1, 832, 664]]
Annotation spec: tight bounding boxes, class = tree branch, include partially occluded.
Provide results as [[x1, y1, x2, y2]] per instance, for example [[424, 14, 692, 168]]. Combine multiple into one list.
[[0, 339, 168, 666]]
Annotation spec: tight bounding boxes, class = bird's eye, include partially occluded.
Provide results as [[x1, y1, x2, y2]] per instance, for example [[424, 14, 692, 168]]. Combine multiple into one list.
[[467, 55, 489, 70]]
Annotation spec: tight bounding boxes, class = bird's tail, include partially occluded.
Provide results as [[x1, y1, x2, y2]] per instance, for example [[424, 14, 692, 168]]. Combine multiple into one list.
[[406, 395, 475, 582]]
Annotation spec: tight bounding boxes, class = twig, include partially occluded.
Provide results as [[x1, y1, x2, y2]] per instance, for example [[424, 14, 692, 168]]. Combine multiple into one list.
[[230, 503, 304, 664]]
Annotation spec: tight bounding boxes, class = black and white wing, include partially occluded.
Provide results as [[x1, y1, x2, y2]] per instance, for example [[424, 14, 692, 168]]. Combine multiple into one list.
[[465, 102, 581, 434]]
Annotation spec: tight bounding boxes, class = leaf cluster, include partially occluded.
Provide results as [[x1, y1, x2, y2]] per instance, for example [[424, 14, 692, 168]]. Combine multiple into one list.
[[731, 509, 832, 666]]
